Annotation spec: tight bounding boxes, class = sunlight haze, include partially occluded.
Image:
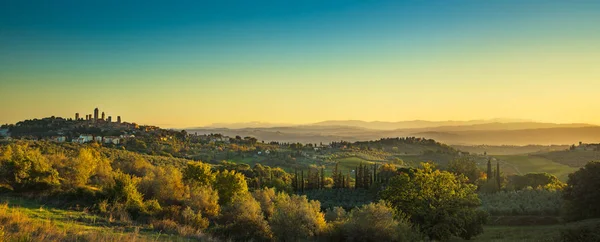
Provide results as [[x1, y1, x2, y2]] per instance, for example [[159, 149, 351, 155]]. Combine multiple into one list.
[[1, 1, 599, 128]]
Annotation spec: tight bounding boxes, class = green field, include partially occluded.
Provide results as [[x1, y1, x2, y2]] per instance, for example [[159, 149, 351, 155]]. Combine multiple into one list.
[[492, 155, 578, 181], [450, 218, 600, 242], [0, 196, 200, 241]]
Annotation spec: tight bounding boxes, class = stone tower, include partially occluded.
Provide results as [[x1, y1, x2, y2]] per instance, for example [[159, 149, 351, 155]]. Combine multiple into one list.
[[94, 108, 99, 122]]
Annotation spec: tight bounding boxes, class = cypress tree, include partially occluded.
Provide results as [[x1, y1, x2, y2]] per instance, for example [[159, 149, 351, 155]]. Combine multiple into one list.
[[486, 159, 493, 180], [333, 162, 340, 189], [496, 162, 501, 189], [320, 167, 325, 189], [307, 169, 312, 190], [346, 172, 351, 189], [301, 170, 304, 193], [364, 163, 368, 187], [355, 166, 359, 189], [293, 169, 298, 192]]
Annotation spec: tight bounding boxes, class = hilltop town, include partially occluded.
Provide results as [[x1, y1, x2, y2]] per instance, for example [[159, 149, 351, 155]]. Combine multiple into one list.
[[0, 108, 149, 145]]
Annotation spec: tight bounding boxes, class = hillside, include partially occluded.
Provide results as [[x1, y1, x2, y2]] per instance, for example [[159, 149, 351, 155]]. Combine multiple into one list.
[[189, 126, 600, 146]]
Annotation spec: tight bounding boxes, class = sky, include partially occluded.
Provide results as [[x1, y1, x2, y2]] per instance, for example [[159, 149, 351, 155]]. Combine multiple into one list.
[[1, 1, 600, 128]]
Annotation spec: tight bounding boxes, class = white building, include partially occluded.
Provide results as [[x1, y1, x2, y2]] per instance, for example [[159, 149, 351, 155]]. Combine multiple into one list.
[[103, 136, 121, 145], [72, 134, 94, 144], [94, 136, 103, 142]]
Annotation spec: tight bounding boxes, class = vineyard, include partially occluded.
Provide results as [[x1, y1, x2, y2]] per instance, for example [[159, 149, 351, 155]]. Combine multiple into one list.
[[479, 189, 563, 216]]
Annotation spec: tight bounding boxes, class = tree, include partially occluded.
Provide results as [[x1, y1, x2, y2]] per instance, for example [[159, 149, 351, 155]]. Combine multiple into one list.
[[448, 157, 481, 183], [183, 161, 215, 186], [214, 194, 273, 241], [186, 185, 220, 219], [213, 170, 249, 205], [252, 187, 276, 219], [380, 163, 488, 240], [0, 143, 59, 192], [563, 161, 600, 221], [378, 163, 398, 183], [104, 171, 146, 217], [341, 201, 420, 242], [486, 158, 493, 180], [139, 166, 186, 204], [496, 162, 501, 189], [269, 193, 327, 241]]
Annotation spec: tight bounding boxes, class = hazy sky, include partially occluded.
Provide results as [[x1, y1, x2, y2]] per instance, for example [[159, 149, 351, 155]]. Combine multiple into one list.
[[1, 1, 599, 128]]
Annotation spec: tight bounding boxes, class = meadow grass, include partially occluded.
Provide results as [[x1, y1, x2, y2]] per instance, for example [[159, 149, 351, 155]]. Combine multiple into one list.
[[450, 218, 600, 242], [493, 155, 578, 181], [0, 196, 212, 242]]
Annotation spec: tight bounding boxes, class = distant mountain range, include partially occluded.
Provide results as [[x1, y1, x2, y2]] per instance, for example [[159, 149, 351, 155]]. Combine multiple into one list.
[[188, 120, 599, 145]]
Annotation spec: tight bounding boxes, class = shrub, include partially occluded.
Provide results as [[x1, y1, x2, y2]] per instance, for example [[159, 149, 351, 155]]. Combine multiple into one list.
[[269, 193, 327, 241], [152, 219, 179, 234], [325, 206, 348, 222], [252, 187, 276, 219], [213, 170, 248, 205], [183, 161, 215, 186], [139, 166, 186, 204], [213, 194, 272, 241], [186, 185, 220, 219], [0, 143, 60, 192], [342, 201, 410, 242], [102, 171, 145, 218]]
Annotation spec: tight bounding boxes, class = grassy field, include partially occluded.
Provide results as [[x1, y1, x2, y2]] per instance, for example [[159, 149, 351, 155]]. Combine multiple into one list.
[[533, 149, 600, 168], [451, 218, 600, 242], [492, 155, 578, 181], [0, 196, 204, 241]]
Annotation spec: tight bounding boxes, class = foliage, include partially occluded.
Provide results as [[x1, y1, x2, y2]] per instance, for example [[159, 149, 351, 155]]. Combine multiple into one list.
[[269, 193, 327, 241], [186, 185, 220, 219], [213, 194, 272, 242], [302, 188, 375, 210], [324, 206, 348, 222], [448, 156, 481, 183], [183, 161, 215, 186], [252, 187, 277, 219], [213, 169, 248, 205], [507, 172, 566, 191], [0, 143, 60, 192], [340, 201, 420, 242], [563, 161, 600, 221], [102, 171, 146, 217], [380, 162, 488, 240], [138, 165, 186, 204], [479, 189, 563, 216], [559, 220, 600, 242]]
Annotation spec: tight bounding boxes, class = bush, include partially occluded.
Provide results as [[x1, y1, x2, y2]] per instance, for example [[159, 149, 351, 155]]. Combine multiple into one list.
[[269, 193, 327, 241], [102, 171, 145, 218], [186, 185, 220, 219], [138, 166, 186, 204], [325, 206, 348, 222], [252, 187, 276, 219], [342, 201, 417, 242], [213, 170, 248, 205], [563, 161, 600, 221], [213, 194, 272, 241], [0, 143, 60, 192]]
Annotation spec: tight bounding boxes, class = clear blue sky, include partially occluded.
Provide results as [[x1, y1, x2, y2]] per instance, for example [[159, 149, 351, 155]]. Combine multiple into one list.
[[1, 1, 599, 127]]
